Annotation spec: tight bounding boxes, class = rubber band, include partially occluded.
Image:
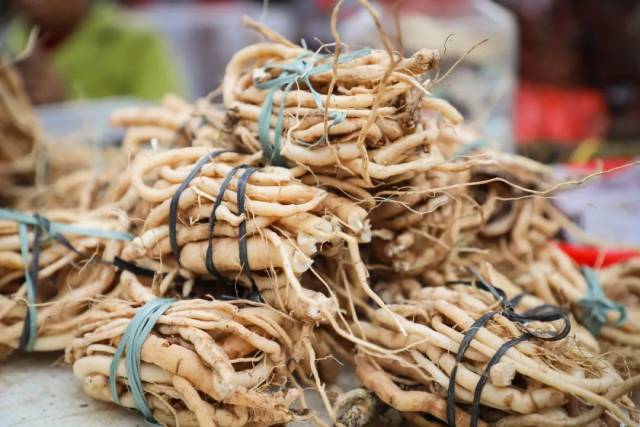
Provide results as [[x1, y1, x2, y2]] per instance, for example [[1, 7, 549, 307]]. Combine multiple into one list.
[[0, 208, 133, 241], [470, 333, 532, 427], [17, 222, 39, 351], [206, 165, 248, 280], [109, 298, 175, 426], [255, 47, 371, 165], [236, 167, 260, 300], [445, 268, 570, 427], [113, 257, 157, 278], [578, 267, 627, 336], [446, 311, 497, 426], [168, 149, 229, 264]]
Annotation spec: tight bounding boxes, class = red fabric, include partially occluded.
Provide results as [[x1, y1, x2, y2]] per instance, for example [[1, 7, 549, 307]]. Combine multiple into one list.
[[562, 157, 635, 179], [517, 83, 609, 144], [556, 241, 640, 267]]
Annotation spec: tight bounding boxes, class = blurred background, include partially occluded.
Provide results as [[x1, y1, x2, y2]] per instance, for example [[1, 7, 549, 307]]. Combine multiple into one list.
[[1, 0, 639, 161]]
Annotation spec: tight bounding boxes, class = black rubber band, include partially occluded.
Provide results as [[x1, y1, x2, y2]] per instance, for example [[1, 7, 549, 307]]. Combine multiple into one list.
[[446, 311, 497, 426], [444, 268, 570, 427], [168, 150, 229, 264], [508, 292, 526, 308], [236, 167, 261, 301], [205, 165, 248, 280], [470, 333, 533, 426], [112, 256, 157, 278]]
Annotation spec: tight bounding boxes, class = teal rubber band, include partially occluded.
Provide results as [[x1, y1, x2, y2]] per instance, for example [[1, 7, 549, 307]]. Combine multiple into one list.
[[18, 223, 37, 351], [578, 267, 627, 336], [0, 208, 133, 241], [49, 223, 133, 241], [109, 298, 175, 426], [255, 47, 371, 165]]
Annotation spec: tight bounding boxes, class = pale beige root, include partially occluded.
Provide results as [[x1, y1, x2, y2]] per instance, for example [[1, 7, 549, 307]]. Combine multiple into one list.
[[596, 258, 640, 349], [314, 192, 371, 241], [472, 150, 556, 189], [495, 374, 640, 427], [253, 273, 336, 322], [120, 217, 279, 261], [122, 125, 176, 154], [131, 147, 256, 204], [242, 15, 298, 48], [333, 388, 386, 427], [110, 96, 229, 151], [179, 236, 311, 275], [66, 296, 308, 426], [300, 173, 375, 208], [111, 106, 188, 130], [355, 355, 481, 427]]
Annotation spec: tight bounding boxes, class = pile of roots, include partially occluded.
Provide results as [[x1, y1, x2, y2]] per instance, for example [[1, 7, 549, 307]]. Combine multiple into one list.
[[1, 7, 639, 427]]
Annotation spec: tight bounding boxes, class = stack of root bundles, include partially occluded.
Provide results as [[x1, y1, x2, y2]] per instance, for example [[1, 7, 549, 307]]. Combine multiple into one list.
[[1, 8, 638, 427]]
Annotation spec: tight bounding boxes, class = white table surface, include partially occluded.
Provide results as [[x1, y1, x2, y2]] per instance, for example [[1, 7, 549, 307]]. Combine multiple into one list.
[[0, 352, 332, 427], [0, 353, 142, 427]]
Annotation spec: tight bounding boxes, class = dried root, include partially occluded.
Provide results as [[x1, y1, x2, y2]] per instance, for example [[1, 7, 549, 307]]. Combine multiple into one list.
[[111, 94, 231, 154]]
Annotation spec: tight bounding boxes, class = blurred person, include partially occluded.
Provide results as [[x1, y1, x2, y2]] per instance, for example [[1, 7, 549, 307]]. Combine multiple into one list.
[[4, 0, 184, 104]]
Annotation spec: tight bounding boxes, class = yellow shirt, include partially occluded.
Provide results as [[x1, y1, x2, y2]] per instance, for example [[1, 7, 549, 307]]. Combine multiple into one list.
[[6, 3, 185, 101]]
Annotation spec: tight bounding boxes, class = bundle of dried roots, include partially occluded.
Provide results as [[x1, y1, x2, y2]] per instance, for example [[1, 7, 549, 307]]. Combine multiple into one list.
[[512, 245, 640, 354], [122, 146, 382, 322], [111, 94, 230, 154], [221, 18, 471, 185], [0, 209, 130, 353], [353, 285, 637, 427], [65, 276, 314, 427]]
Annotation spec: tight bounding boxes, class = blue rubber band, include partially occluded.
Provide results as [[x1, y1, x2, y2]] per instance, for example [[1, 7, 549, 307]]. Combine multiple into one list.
[[578, 267, 627, 336], [18, 223, 38, 351], [109, 298, 175, 426], [255, 47, 371, 165], [0, 208, 133, 241]]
